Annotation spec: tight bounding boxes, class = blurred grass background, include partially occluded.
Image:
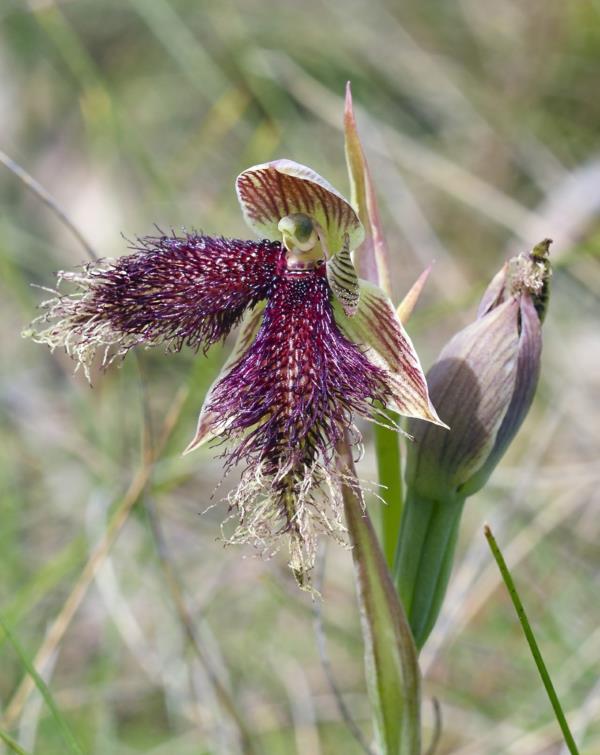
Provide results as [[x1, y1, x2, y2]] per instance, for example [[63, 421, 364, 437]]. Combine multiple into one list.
[[1, 0, 599, 753]]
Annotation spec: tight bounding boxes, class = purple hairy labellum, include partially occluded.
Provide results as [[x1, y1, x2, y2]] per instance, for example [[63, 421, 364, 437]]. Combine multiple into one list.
[[26, 159, 444, 584]]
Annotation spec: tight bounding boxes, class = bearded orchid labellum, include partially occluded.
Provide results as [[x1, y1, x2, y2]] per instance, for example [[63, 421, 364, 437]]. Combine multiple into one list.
[[28, 159, 444, 584]]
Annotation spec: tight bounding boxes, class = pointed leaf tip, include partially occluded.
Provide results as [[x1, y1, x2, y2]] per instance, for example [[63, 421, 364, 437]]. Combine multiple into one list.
[[343, 89, 392, 295], [344, 81, 355, 126], [182, 416, 215, 455], [397, 264, 434, 325]]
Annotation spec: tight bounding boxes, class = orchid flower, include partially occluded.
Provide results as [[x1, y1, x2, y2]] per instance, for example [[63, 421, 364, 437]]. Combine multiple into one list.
[[28, 159, 444, 583]]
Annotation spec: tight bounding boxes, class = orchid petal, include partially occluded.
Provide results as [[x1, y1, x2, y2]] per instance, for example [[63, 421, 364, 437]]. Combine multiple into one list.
[[197, 266, 395, 581], [184, 302, 266, 454], [462, 293, 542, 495], [28, 234, 282, 381], [326, 233, 360, 316], [236, 159, 364, 256], [333, 280, 445, 425], [406, 299, 521, 499], [477, 263, 509, 318]]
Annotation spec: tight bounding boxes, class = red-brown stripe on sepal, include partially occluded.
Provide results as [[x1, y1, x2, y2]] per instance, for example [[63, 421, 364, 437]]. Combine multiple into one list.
[[332, 278, 446, 427]]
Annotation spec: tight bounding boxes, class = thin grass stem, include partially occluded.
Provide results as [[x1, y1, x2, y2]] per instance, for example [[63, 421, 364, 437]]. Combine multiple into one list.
[[0, 149, 98, 262], [0, 616, 83, 755], [1, 386, 189, 730], [484, 524, 580, 755]]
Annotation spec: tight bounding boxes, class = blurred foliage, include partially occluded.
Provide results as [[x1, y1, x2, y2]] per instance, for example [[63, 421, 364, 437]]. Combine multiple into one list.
[[1, 0, 599, 753]]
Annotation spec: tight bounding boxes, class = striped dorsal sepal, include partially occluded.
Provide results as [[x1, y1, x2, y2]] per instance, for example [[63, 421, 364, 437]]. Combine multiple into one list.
[[326, 233, 360, 317], [236, 160, 364, 257]]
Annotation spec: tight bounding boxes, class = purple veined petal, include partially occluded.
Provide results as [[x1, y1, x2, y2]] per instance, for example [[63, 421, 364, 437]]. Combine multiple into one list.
[[236, 159, 364, 257], [477, 262, 509, 318], [28, 234, 283, 381], [332, 279, 445, 426], [406, 298, 521, 499], [184, 302, 266, 454]]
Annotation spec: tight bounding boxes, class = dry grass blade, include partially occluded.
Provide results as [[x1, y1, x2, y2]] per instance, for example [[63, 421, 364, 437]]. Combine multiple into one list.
[[1, 385, 189, 730], [248, 51, 554, 244], [145, 499, 260, 755], [424, 698, 442, 755], [0, 149, 98, 262]]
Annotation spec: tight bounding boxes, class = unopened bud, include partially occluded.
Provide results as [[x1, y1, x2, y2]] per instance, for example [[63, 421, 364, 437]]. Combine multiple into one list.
[[406, 241, 551, 500]]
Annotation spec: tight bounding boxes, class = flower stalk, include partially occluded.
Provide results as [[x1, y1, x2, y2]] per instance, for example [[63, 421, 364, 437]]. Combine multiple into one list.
[[341, 85, 432, 752], [394, 491, 465, 649]]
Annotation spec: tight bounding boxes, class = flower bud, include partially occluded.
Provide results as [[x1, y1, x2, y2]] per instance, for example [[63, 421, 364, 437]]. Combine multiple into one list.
[[406, 240, 551, 501]]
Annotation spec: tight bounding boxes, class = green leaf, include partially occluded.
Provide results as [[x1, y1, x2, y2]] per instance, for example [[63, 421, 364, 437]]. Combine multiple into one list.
[[377, 268, 433, 567], [338, 438, 421, 755], [0, 614, 85, 755]]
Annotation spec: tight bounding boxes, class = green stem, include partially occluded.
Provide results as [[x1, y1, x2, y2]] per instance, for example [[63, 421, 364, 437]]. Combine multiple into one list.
[[484, 525, 580, 755], [393, 490, 465, 650], [374, 410, 403, 568]]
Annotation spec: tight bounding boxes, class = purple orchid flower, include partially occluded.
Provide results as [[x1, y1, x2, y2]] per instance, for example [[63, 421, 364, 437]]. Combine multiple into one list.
[[28, 159, 444, 582]]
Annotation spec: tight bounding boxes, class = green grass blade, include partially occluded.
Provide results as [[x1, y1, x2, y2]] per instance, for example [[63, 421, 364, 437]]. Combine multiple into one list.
[[0, 728, 32, 755], [484, 525, 580, 755], [0, 615, 84, 755]]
